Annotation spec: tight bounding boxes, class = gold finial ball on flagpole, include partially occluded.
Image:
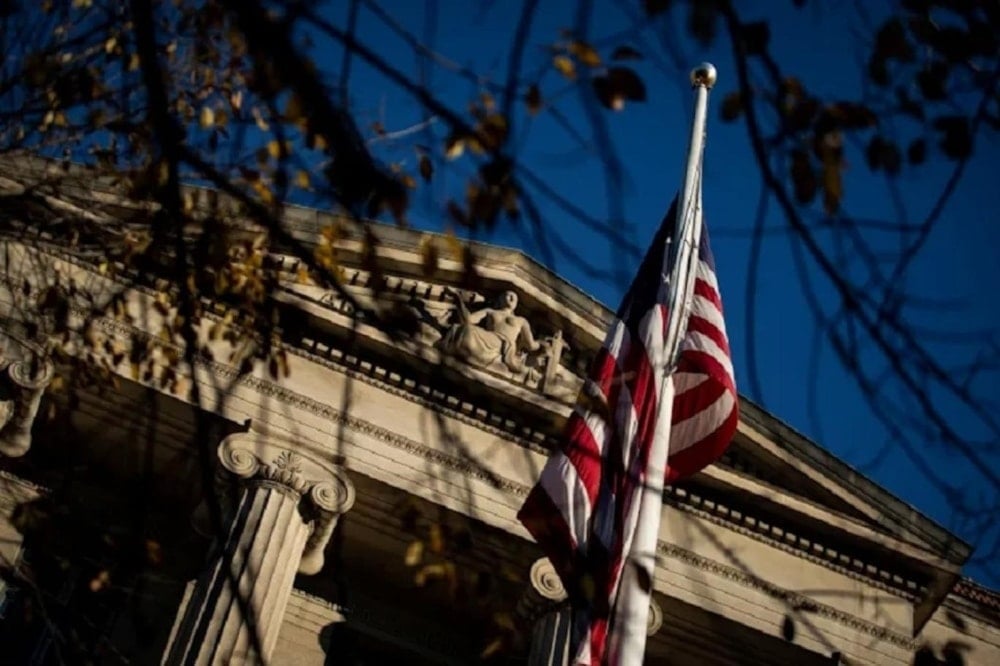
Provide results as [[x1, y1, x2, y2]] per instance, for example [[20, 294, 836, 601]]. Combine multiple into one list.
[[690, 62, 717, 89]]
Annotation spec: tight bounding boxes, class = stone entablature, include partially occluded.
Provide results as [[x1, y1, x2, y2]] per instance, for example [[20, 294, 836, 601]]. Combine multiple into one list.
[[55, 342, 947, 663]]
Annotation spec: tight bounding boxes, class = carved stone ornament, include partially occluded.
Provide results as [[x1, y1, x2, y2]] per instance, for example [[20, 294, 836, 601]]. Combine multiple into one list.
[[217, 433, 355, 574], [0, 335, 55, 457], [291, 270, 584, 401], [430, 289, 580, 399], [646, 598, 663, 637], [529, 556, 569, 604]]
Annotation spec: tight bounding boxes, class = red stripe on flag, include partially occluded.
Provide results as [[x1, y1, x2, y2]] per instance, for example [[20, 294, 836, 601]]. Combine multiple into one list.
[[686, 314, 730, 357], [672, 374, 727, 425], [517, 483, 580, 580], [665, 401, 739, 483], [677, 349, 736, 396], [694, 277, 722, 310], [564, 412, 606, 507]]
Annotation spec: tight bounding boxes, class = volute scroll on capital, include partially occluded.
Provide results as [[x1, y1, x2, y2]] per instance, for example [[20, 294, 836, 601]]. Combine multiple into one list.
[[217, 433, 355, 516], [529, 556, 568, 603]]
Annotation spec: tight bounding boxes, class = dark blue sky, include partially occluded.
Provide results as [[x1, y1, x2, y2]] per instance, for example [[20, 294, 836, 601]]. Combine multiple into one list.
[[312, 1, 1000, 584]]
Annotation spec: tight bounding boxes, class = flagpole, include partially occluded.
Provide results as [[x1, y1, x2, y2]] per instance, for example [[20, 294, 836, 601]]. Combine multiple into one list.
[[664, 63, 714, 363], [608, 63, 716, 666]]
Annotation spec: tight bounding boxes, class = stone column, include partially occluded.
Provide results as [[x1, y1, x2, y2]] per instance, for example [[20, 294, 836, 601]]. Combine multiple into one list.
[[519, 558, 572, 666], [519, 558, 663, 665], [162, 433, 355, 666], [0, 358, 54, 457]]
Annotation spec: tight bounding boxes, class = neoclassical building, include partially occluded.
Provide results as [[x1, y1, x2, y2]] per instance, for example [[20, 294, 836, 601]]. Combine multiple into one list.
[[0, 157, 997, 664]]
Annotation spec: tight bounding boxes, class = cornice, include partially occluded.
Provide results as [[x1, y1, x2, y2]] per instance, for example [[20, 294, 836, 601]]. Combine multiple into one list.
[[945, 579, 1000, 627], [656, 541, 919, 651], [662, 488, 922, 602]]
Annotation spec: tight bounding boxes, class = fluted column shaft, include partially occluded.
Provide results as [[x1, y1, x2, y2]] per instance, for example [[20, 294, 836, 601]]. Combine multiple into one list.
[[529, 606, 574, 666], [163, 434, 354, 666], [165, 480, 309, 664]]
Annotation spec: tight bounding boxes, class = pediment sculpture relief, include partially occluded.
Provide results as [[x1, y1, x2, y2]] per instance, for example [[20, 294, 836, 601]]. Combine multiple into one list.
[[287, 263, 583, 400], [412, 288, 580, 400], [439, 290, 538, 372]]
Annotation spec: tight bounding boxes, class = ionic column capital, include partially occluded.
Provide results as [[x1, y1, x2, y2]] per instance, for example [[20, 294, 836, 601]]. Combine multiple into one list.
[[521, 557, 663, 637], [0, 358, 54, 457], [8, 358, 55, 391], [217, 433, 355, 513]]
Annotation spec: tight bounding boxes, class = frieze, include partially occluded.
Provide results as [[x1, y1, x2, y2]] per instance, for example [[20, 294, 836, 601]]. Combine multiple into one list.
[[85, 306, 555, 455], [204, 358, 533, 499], [289, 342, 558, 453], [63, 255, 566, 452]]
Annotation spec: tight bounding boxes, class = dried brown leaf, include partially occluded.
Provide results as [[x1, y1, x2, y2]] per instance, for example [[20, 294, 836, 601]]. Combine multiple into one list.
[[611, 45, 643, 61], [420, 237, 439, 276], [525, 84, 542, 115], [199, 106, 214, 128], [569, 40, 601, 67], [445, 134, 465, 160], [480, 637, 505, 659], [405, 540, 424, 566], [552, 54, 576, 80], [418, 154, 433, 182], [429, 523, 445, 554]]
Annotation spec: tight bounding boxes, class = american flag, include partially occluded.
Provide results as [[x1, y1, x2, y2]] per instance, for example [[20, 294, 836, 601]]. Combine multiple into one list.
[[517, 195, 738, 665]]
